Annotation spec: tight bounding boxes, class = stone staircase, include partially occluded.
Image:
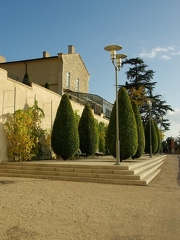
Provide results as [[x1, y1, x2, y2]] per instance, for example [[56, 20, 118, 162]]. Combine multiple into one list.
[[0, 155, 166, 186]]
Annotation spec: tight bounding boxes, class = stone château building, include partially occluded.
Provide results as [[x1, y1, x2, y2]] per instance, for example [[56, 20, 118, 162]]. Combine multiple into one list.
[[0, 45, 112, 118]]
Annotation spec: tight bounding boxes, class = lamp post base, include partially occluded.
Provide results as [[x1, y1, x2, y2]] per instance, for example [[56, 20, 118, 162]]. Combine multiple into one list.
[[114, 162, 121, 165]]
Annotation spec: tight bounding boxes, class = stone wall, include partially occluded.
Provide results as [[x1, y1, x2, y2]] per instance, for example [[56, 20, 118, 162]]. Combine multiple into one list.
[[0, 68, 108, 162]]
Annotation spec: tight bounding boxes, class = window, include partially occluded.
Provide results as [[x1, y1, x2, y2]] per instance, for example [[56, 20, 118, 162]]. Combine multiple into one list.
[[76, 78, 79, 92], [66, 71, 70, 88]]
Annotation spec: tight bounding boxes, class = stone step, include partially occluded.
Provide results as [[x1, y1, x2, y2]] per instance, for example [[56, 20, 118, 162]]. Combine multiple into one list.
[[0, 166, 136, 176], [0, 171, 157, 186], [0, 156, 166, 186], [0, 160, 163, 179], [140, 168, 161, 185]]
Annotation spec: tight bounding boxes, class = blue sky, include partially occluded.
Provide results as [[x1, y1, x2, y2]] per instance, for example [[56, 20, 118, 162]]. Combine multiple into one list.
[[0, 0, 180, 139]]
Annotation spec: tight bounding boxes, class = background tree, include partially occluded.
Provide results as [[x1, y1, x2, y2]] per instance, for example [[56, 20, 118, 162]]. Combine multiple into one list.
[[51, 94, 79, 160], [175, 135, 180, 152], [122, 57, 173, 131], [162, 140, 169, 153], [122, 57, 156, 95], [166, 137, 174, 153], [131, 101, 145, 159], [145, 119, 158, 154], [106, 87, 138, 161], [140, 95, 173, 131], [78, 104, 97, 156]]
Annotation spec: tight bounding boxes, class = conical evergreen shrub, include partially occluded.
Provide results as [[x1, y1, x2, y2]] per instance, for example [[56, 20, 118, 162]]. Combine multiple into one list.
[[78, 104, 98, 156], [51, 94, 79, 160], [154, 121, 161, 153], [106, 87, 138, 161], [131, 101, 145, 158], [45, 82, 50, 89], [23, 72, 31, 86], [145, 118, 158, 154]]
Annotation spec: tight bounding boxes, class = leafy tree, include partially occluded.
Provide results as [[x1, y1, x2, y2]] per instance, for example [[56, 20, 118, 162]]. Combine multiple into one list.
[[162, 140, 169, 153], [122, 57, 156, 96], [140, 95, 173, 131], [106, 87, 138, 161], [122, 57, 174, 131], [131, 101, 145, 158], [51, 94, 79, 160], [3, 100, 44, 161], [127, 86, 146, 106], [23, 72, 31, 86], [145, 119, 158, 154], [78, 104, 97, 156], [175, 136, 180, 152], [166, 137, 174, 153]]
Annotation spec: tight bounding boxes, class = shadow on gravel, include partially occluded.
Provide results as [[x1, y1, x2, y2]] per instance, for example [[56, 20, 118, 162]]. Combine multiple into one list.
[[0, 180, 14, 184], [177, 155, 180, 186]]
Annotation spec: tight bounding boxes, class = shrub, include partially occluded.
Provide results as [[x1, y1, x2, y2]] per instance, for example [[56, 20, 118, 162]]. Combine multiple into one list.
[[78, 104, 97, 156], [145, 118, 158, 154], [131, 101, 145, 158], [23, 72, 31, 86], [3, 100, 44, 161], [98, 122, 107, 154], [45, 82, 50, 89], [51, 94, 79, 160], [106, 87, 138, 161], [154, 121, 161, 153]]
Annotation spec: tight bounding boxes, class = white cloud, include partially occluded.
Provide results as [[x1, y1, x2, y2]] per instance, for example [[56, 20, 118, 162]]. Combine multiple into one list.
[[161, 55, 171, 60], [139, 45, 177, 60], [171, 51, 180, 56]]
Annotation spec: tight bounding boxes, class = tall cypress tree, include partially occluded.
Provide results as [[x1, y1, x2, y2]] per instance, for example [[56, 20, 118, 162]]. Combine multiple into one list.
[[154, 121, 161, 153], [145, 118, 158, 154], [106, 87, 138, 161], [51, 94, 79, 160], [78, 104, 97, 156], [131, 101, 145, 159]]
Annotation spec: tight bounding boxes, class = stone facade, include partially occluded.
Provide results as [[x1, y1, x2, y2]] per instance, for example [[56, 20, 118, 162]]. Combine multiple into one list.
[[0, 45, 90, 95], [0, 68, 108, 163]]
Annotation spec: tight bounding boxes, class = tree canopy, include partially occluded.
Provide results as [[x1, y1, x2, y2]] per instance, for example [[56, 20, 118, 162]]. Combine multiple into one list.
[[51, 94, 79, 160], [122, 57, 174, 131], [78, 104, 98, 156], [106, 87, 138, 161]]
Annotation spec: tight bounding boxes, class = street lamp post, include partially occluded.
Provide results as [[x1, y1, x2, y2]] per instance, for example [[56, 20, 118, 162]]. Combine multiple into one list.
[[147, 98, 152, 158], [104, 45, 127, 165]]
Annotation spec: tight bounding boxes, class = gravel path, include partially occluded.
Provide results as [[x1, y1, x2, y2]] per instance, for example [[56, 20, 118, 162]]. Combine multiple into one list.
[[0, 154, 179, 240]]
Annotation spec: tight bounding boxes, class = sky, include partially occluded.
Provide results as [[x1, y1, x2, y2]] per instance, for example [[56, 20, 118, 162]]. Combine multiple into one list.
[[0, 0, 180, 139]]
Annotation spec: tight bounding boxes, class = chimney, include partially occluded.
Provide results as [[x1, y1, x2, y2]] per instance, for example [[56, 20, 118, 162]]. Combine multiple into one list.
[[43, 51, 50, 58], [0, 55, 6, 63], [68, 45, 75, 54]]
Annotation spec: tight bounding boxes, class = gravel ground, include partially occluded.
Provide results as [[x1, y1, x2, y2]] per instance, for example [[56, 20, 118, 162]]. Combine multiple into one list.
[[0, 154, 179, 240]]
